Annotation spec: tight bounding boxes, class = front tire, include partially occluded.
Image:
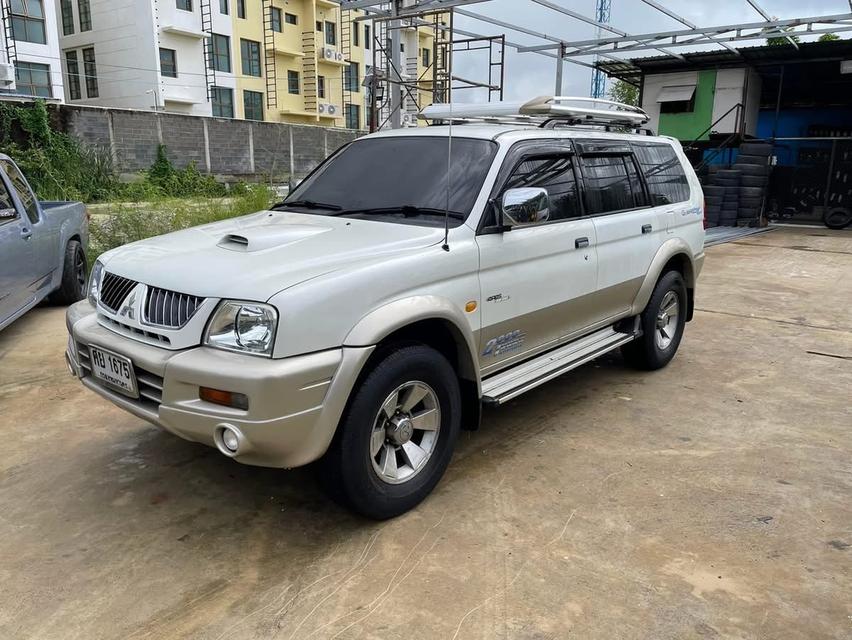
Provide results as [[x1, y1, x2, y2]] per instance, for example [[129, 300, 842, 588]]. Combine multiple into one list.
[[319, 345, 461, 520], [622, 270, 687, 370], [51, 240, 87, 305]]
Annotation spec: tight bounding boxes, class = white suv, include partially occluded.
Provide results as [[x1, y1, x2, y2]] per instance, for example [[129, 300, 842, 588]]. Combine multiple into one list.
[[66, 97, 704, 519]]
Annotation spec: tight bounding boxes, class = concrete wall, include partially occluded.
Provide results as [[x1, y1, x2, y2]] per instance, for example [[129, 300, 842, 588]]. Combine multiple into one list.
[[57, 103, 361, 179]]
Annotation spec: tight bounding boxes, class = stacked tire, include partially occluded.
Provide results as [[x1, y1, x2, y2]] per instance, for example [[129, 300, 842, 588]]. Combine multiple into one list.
[[714, 169, 741, 227], [703, 185, 724, 227], [733, 142, 773, 226]]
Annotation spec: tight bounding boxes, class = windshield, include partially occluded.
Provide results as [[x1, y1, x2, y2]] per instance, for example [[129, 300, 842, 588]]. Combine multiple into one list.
[[284, 136, 498, 224]]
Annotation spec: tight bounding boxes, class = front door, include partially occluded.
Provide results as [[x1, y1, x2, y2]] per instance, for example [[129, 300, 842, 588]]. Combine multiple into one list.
[[0, 178, 34, 326], [476, 146, 598, 375]]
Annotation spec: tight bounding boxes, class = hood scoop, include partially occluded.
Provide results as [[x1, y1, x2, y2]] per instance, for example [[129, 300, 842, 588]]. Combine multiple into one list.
[[217, 223, 330, 252]]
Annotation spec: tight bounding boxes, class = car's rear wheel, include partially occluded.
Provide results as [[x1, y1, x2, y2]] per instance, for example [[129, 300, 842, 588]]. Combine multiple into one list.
[[622, 270, 687, 370], [319, 345, 461, 519], [51, 240, 87, 305]]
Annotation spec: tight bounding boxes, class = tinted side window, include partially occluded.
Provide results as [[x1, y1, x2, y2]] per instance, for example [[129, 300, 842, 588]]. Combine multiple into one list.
[[580, 155, 644, 214], [504, 154, 582, 222], [0, 160, 38, 223], [633, 143, 690, 205]]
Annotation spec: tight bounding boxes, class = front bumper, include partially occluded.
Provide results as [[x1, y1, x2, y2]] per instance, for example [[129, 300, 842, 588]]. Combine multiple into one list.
[[65, 301, 373, 468]]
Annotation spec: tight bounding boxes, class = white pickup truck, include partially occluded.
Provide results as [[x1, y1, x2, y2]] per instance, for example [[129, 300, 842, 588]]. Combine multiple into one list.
[[66, 97, 704, 519]]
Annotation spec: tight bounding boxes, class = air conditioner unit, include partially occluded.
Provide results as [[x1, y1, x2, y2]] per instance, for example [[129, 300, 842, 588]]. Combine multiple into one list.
[[0, 62, 16, 88], [334, 51, 344, 63], [318, 103, 338, 116], [323, 48, 344, 63]]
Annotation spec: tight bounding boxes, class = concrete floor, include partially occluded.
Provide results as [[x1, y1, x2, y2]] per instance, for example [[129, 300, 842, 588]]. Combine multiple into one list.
[[0, 227, 850, 640]]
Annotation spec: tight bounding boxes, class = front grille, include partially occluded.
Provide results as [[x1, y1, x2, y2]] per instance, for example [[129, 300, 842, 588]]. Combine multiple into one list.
[[99, 315, 171, 346], [100, 272, 139, 313], [144, 287, 204, 329], [76, 342, 164, 413]]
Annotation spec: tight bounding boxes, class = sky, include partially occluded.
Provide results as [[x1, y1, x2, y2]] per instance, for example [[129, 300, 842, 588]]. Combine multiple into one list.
[[448, 0, 851, 102]]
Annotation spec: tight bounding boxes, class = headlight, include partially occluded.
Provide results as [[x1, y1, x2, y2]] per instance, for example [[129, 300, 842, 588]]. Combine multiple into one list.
[[88, 260, 104, 307], [204, 301, 278, 357]]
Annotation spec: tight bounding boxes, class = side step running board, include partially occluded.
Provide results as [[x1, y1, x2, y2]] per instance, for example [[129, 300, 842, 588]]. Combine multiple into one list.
[[481, 326, 637, 405]]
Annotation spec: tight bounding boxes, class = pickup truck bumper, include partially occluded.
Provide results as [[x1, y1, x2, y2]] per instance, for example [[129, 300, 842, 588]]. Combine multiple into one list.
[[65, 301, 373, 468]]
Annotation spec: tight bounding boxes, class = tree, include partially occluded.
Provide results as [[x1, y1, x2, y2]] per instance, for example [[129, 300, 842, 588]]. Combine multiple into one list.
[[819, 33, 840, 42], [608, 79, 639, 107], [766, 27, 800, 46]]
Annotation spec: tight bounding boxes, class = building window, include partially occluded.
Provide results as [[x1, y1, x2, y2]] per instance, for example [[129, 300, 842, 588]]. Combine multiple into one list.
[[400, 42, 405, 53], [325, 21, 336, 46], [209, 34, 231, 72], [14, 61, 51, 97], [285, 12, 297, 25], [243, 90, 263, 121], [316, 21, 322, 32], [159, 48, 177, 78], [219, 0, 228, 14], [82, 47, 98, 97], [236, 0, 245, 19], [240, 39, 261, 77], [317, 75, 325, 99], [422, 47, 431, 68], [345, 103, 360, 130], [77, 0, 91, 31], [176, 0, 191, 11], [344, 61, 359, 92], [212, 86, 234, 118], [270, 7, 282, 32], [287, 70, 299, 94], [364, 25, 370, 49], [60, 0, 73, 35], [64, 50, 81, 100], [353, 21, 359, 46], [10, 0, 47, 44]]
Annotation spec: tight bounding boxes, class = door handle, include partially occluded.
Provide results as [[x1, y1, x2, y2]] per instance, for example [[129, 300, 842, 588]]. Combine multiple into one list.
[[642, 224, 653, 234], [575, 237, 589, 249], [21, 228, 32, 240]]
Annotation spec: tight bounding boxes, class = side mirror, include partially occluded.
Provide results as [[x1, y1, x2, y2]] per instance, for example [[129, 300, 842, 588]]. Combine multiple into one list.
[[0, 207, 17, 220], [500, 188, 550, 228]]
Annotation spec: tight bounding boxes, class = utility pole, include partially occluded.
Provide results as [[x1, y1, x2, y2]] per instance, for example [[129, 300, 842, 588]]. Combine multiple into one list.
[[389, 1, 402, 129]]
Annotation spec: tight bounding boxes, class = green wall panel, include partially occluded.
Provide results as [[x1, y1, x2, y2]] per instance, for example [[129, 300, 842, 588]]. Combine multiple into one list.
[[658, 69, 716, 141]]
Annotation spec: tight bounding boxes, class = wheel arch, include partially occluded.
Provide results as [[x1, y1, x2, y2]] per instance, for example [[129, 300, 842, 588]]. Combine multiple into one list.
[[631, 239, 697, 320]]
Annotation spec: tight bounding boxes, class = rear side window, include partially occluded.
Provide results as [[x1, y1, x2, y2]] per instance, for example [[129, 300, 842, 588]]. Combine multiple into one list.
[[580, 155, 646, 214], [0, 178, 16, 217], [632, 143, 690, 205], [504, 154, 582, 222]]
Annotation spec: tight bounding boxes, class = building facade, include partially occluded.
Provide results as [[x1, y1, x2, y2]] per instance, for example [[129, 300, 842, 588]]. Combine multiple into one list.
[[1, 0, 64, 100]]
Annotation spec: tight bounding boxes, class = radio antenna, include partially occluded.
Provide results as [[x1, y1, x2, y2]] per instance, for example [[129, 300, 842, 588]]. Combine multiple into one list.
[[442, 100, 452, 252]]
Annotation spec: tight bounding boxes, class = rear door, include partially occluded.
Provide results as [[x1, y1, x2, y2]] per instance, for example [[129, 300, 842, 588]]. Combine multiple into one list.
[[0, 174, 34, 325], [578, 140, 663, 321], [476, 141, 598, 374]]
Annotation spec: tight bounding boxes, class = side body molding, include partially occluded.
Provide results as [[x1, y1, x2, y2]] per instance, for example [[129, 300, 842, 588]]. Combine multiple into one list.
[[630, 238, 702, 316], [344, 295, 481, 391]]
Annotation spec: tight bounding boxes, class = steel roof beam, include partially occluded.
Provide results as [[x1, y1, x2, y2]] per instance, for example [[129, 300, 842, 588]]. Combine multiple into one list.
[[638, 0, 739, 54], [744, 0, 799, 50]]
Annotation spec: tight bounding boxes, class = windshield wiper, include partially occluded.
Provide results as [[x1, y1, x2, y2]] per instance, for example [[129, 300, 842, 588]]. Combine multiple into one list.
[[271, 199, 342, 211], [339, 205, 465, 220]]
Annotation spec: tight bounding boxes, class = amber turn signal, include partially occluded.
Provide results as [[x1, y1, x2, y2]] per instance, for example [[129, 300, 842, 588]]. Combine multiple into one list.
[[200, 387, 249, 410], [465, 301, 478, 313]]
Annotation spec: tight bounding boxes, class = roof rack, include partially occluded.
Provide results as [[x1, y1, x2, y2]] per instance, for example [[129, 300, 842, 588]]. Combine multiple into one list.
[[420, 95, 650, 128]]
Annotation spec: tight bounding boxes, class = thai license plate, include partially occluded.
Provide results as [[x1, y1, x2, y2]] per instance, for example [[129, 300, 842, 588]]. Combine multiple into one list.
[[89, 345, 137, 397]]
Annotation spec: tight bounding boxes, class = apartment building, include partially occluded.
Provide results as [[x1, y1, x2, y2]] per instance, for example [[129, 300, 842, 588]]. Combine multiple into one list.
[[0, 0, 64, 100]]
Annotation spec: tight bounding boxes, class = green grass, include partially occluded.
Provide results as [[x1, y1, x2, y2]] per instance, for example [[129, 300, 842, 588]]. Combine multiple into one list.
[[87, 184, 275, 265]]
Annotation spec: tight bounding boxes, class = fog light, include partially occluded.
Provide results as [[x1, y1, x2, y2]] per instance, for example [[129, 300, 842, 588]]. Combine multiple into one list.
[[221, 428, 240, 453]]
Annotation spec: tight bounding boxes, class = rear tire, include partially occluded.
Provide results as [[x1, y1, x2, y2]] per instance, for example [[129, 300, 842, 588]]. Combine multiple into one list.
[[622, 270, 687, 371], [50, 240, 87, 305], [319, 345, 461, 520]]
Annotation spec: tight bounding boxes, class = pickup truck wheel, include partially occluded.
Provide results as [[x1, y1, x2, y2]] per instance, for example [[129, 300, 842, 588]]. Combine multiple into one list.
[[320, 345, 461, 520], [51, 240, 87, 305], [622, 270, 687, 371]]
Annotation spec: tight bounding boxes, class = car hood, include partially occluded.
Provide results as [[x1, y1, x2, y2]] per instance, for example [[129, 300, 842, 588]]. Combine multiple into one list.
[[100, 211, 446, 301]]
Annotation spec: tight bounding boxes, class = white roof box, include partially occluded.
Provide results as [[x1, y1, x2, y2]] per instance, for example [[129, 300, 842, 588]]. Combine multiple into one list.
[[421, 95, 650, 127]]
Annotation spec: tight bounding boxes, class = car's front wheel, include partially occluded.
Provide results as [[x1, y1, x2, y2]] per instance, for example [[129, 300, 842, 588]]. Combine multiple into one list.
[[320, 345, 461, 520]]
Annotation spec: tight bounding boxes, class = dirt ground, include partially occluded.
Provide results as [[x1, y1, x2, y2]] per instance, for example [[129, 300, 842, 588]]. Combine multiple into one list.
[[0, 226, 850, 640]]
